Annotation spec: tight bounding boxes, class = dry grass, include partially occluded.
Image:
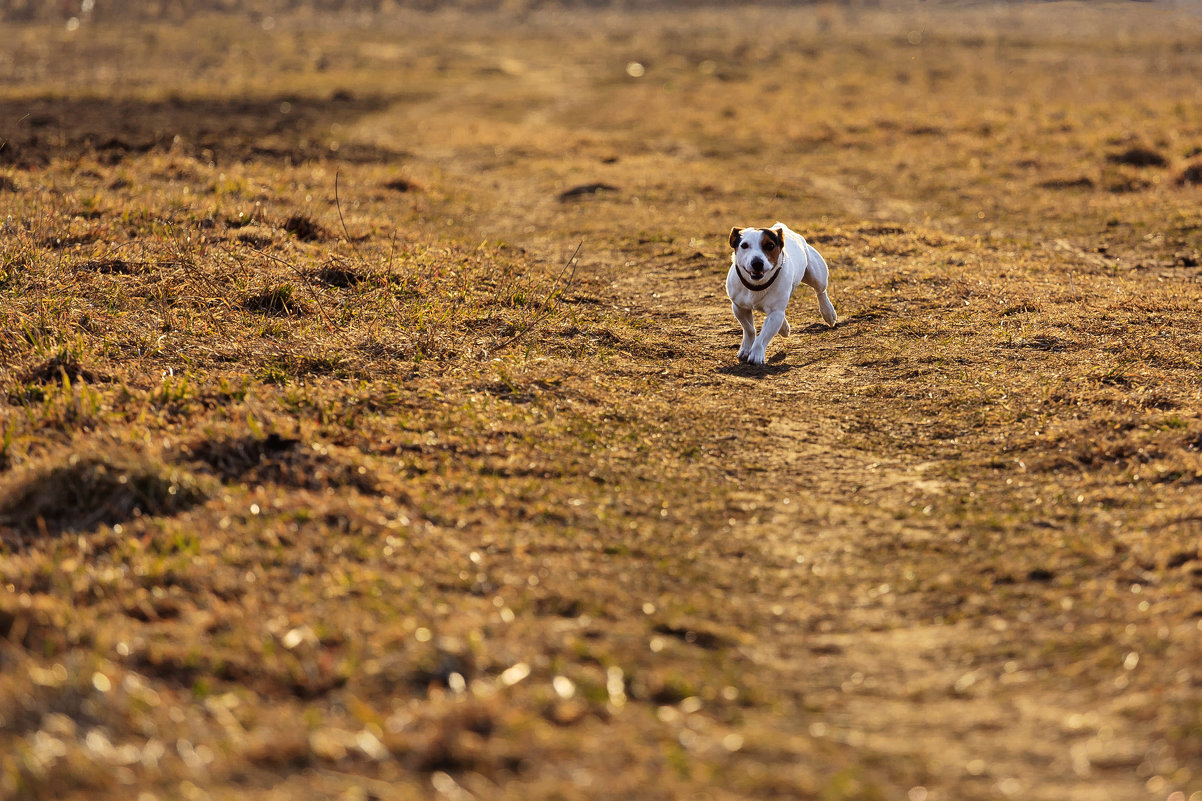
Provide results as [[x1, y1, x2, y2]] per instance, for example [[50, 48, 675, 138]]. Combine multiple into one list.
[[2, 3, 1202, 800]]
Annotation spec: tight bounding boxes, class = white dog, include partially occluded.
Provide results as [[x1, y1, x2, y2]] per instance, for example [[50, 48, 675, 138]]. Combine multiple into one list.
[[726, 223, 837, 365]]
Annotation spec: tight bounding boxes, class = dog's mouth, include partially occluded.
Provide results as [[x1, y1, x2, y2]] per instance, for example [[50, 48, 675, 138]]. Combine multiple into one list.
[[742, 258, 775, 281]]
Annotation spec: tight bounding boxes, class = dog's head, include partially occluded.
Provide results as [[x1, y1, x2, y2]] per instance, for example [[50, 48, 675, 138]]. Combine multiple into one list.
[[729, 226, 784, 281]]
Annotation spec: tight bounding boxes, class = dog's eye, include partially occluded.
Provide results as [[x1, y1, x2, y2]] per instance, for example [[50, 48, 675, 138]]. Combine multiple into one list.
[[740, 242, 750, 249], [764, 241, 776, 251]]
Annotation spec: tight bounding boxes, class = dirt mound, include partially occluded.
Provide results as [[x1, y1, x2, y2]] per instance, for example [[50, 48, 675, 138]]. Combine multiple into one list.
[[384, 178, 420, 193], [243, 285, 307, 316], [178, 433, 379, 493], [17, 355, 100, 386], [558, 183, 620, 202], [311, 263, 368, 287], [1107, 146, 1168, 167], [1178, 162, 1202, 186], [282, 214, 330, 242], [0, 454, 207, 538], [75, 258, 145, 275]]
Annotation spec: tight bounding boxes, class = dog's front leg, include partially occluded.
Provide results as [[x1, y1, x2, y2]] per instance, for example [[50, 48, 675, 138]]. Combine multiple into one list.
[[732, 302, 757, 362], [746, 309, 786, 366]]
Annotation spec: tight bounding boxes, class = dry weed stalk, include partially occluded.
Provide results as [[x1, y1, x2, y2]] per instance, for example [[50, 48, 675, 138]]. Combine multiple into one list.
[[487, 241, 582, 357]]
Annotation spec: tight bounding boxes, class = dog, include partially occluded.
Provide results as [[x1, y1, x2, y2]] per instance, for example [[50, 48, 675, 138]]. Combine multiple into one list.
[[726, 222, 837, 365]]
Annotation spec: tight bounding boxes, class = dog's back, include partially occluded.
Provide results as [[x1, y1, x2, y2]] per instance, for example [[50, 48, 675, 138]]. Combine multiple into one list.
[[772, 223, 829, 297]]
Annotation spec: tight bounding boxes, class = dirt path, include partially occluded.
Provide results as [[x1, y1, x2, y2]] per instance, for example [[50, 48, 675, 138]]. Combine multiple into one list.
[[599, 250, 1158, 801], [423, 153, 1168, 797]]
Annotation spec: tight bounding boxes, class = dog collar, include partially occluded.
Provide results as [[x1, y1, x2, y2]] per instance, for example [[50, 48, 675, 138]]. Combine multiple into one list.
[[735, 264, 782, 292]]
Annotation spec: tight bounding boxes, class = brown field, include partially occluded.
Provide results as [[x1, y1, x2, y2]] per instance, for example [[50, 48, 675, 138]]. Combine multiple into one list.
[[3, 3, 1202, 799]]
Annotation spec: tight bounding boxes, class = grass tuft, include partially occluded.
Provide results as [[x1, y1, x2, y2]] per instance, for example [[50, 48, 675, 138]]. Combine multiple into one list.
[[244, 284, 306, 316]]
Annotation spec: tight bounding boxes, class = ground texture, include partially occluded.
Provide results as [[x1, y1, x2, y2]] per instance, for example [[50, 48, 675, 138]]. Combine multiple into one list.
[[2, 3, 1202, 800]]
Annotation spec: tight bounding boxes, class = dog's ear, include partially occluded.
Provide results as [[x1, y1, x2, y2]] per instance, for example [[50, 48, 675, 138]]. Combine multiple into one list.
[[764, 227, 785, 252], [728, 227, 743, 249]]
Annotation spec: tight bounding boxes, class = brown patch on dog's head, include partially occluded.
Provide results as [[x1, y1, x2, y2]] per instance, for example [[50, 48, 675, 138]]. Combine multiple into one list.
[[759, 228, 784, 266], [728, 227, 744, 249]]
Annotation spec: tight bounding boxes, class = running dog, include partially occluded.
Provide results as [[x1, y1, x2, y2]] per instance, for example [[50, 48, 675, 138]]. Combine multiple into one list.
[[726, 223, 837, 365]]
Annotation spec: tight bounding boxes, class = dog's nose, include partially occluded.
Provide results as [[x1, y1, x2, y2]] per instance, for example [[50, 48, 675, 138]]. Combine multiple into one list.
[[750, 257, 764, 272]]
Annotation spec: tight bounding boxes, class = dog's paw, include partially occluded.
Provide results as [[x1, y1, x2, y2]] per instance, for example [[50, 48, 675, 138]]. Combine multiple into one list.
[[819, 295, 838, 327], [745, 346, 767, 366]]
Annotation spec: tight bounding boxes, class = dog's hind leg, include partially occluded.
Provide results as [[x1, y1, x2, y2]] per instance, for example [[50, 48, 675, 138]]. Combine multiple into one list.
[[816, 290, 838, 327], [800, 244, 837, 327]]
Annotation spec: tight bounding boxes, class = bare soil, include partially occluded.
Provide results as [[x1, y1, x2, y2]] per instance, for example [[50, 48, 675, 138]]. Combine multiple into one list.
[[2, 4, 1202, 800]]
